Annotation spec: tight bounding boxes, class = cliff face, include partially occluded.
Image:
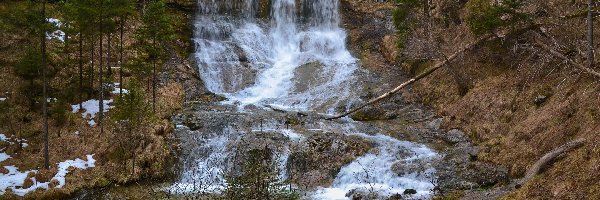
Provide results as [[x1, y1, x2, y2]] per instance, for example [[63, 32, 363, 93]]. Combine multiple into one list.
[[341, 0, 600, 199]]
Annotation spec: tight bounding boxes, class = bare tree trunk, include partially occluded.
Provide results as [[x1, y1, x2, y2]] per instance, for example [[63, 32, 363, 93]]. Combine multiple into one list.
[[108, 33, 112, 76], [90, 35, 95, 92], [99, 2, 104, 135], [119, 18, 124, 97], [79, 32, 83, 111], [152, 36, 157, 113], [41, 0, 50, 170], [588, 0, 595, 68], [327, 35, 493, 120]]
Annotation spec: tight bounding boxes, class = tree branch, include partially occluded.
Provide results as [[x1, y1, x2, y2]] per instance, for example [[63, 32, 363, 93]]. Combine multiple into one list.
[[534, 34, 600, 78], [325, 35, 493, 120]]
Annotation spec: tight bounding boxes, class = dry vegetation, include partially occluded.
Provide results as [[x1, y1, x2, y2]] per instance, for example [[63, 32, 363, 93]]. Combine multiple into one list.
[[395, 0, 600, 199]]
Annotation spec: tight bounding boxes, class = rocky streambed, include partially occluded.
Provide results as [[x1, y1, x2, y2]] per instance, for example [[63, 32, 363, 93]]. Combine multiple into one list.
[[166, 96, 509, 199]]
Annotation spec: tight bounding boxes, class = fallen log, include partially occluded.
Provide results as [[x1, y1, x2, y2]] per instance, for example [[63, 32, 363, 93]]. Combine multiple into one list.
[[515, 138, 586, 188], [326, 35, 493, 120]]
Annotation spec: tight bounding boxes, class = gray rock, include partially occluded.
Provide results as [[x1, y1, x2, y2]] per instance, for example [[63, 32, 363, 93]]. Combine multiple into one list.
[[439, 129, 469, 144], [426, 118, 443, 130]]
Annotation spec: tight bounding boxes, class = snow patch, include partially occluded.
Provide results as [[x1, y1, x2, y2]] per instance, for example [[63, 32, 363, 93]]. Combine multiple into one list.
[[46, 18, 65, 42], [71, 99, 114, 126], [0, 153, 10, 162], [111, 83, 129, 94], [0, 155, 96, 196]]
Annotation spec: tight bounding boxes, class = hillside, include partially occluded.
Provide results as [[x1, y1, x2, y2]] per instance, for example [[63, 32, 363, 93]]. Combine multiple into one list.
[[341, 0, 600, 199]]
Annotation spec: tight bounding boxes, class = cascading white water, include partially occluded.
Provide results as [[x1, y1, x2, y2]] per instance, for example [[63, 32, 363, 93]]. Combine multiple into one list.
[[174, 0, 439, 199], [195, 0, 358, 111]]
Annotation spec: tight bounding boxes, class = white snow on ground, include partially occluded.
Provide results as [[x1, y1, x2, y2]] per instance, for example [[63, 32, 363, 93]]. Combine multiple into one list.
[[52, 155, 96, 188], [0, 153, 10, 162], [0, 155, 96, 196], [0, 133, 28, 150], [71, 99, 114, 126], [111, 83, 129, 94], [46, 18, 65, 42], [0, 97, 6, 101]]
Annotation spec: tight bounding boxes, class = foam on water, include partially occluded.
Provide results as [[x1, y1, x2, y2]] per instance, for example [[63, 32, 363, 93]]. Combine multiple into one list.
[[312, 133, 438, 199]]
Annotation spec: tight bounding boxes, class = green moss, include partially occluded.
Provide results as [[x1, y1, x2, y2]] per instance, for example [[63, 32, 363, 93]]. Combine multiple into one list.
[[95, 176, 111, 187], [465, 0, 530, 36], [392, 0, 422, 52]]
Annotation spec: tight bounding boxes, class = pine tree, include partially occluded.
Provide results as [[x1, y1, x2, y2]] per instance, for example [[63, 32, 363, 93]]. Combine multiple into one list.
[[112, 82, 150, 174], [138, 0, 174, 113]]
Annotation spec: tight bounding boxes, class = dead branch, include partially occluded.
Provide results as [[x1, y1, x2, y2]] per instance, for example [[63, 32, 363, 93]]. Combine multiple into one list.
[[515, 138, 586, 188], [534, 35, 600, 78], [326, 35, 493, 120]]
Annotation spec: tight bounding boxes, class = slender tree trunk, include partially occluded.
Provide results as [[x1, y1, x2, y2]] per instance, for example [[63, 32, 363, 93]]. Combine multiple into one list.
[[152, 36, 157, 113], [120, 18, 124, 97], [41, 0, 50, 170], [108, 33, 112, 76], [99, 2, 104, 135], [91, 35, 95, 92], [588, 0, 595, 68], [79, 32, 83, 111]]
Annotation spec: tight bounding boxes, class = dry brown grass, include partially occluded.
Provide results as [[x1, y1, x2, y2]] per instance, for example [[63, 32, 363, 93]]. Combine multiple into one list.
[[371, 0, 600, 198]]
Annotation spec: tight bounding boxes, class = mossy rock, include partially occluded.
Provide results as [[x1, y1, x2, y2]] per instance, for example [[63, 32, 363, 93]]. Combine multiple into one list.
[[350, 107, 396, 121]]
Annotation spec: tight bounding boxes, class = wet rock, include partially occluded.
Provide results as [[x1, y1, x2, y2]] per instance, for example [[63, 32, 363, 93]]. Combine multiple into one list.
[[391, 159, 431, 176], [292, 62, 324, 93], [182, 114, 203, 131], [350, 107, 397, 121], [387, 193, 403, 200], [288, 133, 373, 188], [233, 45, 249, 63], [345, 188, 387, 200], [403, 189, 417, 195], [217, 62, 257, 92]]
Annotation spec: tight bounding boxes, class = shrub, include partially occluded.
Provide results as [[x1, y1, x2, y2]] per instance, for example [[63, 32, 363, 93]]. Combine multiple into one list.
[[392, 0, 422, 50], [465, 0, 529, 36], [223, 148, 299, 200]]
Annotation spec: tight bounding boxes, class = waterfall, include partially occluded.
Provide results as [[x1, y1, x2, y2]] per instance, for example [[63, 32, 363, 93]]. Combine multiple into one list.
[[194, 0, 358, 112], [173, 0, 439, 199]]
